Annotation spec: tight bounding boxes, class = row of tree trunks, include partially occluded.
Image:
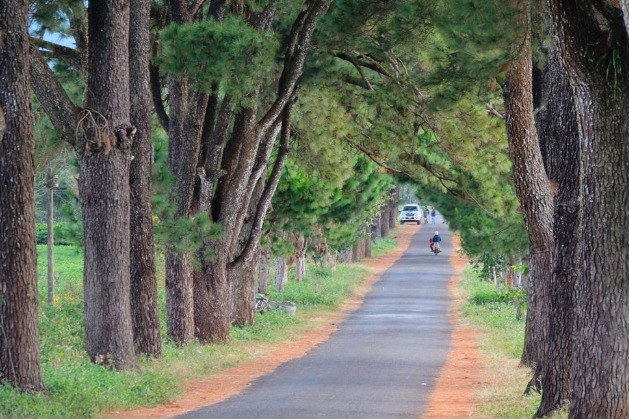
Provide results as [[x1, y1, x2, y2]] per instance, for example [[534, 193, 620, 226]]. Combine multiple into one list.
[[30, 0, 161, 370], [0, 0, 46, 391]]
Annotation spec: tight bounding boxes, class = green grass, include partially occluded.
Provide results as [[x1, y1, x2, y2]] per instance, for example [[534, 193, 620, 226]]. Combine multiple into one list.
[[459, 268, 552, 418], [0, 243, 384, 418], [371, 237, 398, 257]]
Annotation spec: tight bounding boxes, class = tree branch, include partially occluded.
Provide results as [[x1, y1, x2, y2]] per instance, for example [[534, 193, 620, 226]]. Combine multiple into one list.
[[486, 102, 505, 119], [30, 38, 86, 76], [233, 98, 295, 267], [257, 0, 329, 137], [30, 47, 81, 146], [149, 62, 169, 131]]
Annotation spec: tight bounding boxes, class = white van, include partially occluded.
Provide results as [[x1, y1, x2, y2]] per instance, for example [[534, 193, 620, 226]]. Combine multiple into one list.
[[400, 204, 421, 225]]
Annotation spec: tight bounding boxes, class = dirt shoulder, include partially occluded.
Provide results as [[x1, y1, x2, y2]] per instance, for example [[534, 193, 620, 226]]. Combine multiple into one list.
[[112, 225, 482, 418], [422, 235, 484, 418]]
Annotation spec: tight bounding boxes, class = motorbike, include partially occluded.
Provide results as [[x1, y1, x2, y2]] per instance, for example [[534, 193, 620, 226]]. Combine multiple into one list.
[[432, 242, 441, 255]]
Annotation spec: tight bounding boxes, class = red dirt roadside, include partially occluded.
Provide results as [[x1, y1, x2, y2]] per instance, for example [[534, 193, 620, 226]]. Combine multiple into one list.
[[111, 226, 483, 418]]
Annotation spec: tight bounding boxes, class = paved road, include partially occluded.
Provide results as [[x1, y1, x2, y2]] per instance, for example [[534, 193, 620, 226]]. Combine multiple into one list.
[[179, 224, 454, 419]]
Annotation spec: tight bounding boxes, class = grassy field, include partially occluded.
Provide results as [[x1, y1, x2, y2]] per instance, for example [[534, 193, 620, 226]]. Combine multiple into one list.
[[458, 268, 567, 419], [0, 243, 383, 418]]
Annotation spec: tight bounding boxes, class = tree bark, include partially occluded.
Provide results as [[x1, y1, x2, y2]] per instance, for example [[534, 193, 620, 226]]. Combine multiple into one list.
[[502, 2, 554, 372], [193, 257, 231, 344], [549, 2, 629, 415], [534, 50, 581, 417], [0, 0, 46, 391], [79, 0, 137, 371], [129, 0, 161, 358], [166, 252, 195, 344]]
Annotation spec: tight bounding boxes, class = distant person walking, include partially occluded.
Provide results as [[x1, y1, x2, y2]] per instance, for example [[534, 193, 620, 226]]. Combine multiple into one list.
[[431, 208, 437, 224], [423, 207, 429, 224]]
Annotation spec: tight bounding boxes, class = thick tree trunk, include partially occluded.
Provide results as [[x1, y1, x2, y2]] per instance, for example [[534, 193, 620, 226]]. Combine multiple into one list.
[[193, 258, 231, 344], [294, 234, 307, 282], [549, 2, 629, 416], [166, 253, 194, 344], [230, 256, 257, 326], [275, 257, 288, 293], [258, 246, 271, 294], [0, 0, 46, 391], [80, 0, 137, 371], [129, 0, 161, 358], [534, 51, 580, 417], [502, 4, 554, 371]]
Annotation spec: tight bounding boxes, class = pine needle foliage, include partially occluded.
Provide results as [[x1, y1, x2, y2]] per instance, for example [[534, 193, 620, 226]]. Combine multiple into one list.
[[157, 16, 278, 101]]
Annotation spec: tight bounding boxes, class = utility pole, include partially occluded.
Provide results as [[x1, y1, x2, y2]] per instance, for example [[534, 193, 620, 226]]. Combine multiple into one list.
[[47, 168, 57, 305]]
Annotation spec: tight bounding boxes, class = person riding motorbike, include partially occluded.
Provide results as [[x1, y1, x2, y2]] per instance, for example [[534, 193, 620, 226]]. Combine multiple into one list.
[[432, 231, 442, 254]]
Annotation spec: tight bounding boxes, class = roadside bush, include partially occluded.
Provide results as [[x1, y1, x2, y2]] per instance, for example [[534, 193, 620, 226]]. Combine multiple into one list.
[[469, 285, 527, 306], [36, 222, 83, 246]]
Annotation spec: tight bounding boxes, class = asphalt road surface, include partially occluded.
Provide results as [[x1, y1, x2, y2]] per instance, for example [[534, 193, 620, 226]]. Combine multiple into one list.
[[179, 224, 454, 419]]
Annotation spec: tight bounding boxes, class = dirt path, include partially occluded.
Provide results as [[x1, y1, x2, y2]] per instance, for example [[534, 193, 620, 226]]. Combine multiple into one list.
[[112, 226, 483, 419]]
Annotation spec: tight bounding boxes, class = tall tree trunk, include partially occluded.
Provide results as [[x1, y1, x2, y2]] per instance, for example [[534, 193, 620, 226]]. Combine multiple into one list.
[[0, 0, 46, 391], [275, 257, 288, 293], [549, 2, 629, 415], [380, 211, 389, 238], [364, 226, 372, 258], [164, 74, 208, 346], [371, 217, 381, 242], [534, 51, 580, 417], [352, 242, 360, 262], [80, 0, 137, 371], [129, 0, 161, 358], [258, 245, 271, 294], [294, 234, 307, 282], [388, 186, 398, 228], [47, 168, 55, 305], [502, 2, 554, 372]]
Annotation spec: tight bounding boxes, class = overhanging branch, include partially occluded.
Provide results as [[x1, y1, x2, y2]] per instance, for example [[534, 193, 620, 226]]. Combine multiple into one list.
[[30, 46, 81, 146], [30, 37, 86, 76]]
